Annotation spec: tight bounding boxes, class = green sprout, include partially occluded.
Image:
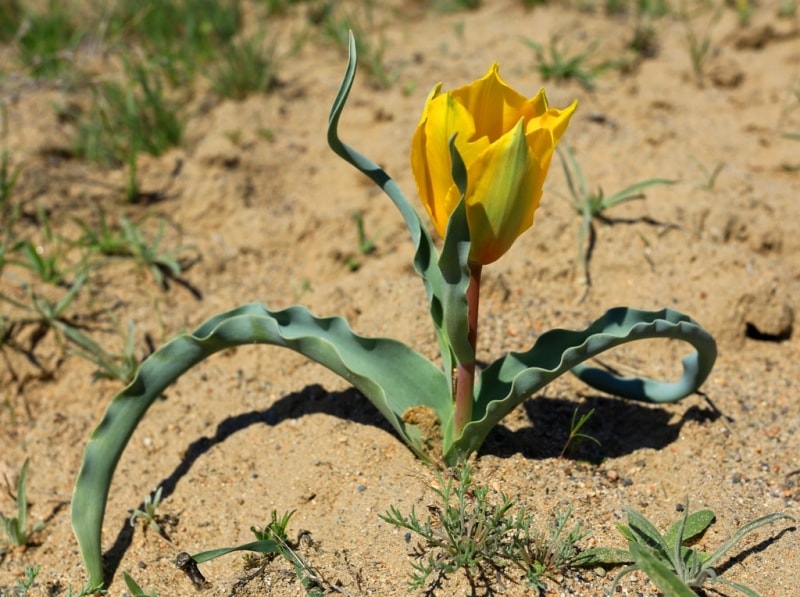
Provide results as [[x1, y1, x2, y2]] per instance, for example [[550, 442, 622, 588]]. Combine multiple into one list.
[[345, 211, 377, 271], [122, 572, 158, 597], [559, 407, 600, 458], [381, 463, 588, 592], [556, 143, 676, 292], [1, 459, 45, 561], [577, 504, 796, 596], [524, 36, 623, 90], [128, 486, 165, 537], [185, 510, 341, 595]]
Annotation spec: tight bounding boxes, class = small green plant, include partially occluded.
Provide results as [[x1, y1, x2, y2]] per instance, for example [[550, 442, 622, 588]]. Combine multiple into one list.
[[122, 572, 158, 597], [0, 564, 40, 597], [207, 32, 277, 100], [381, 463, 588, 593], [104, 0, 240, 82], [69, 318, 140, 384], [518, 506, 590, 592], [559, 407, 600, 458], [524, 36, 622, 90], [73, 61, 183, 170], [17, 0, 81, 78], [0, 274, 89, 365], [556, 143, 676, 289], [577, 505, 796, 596], [679, 0, 723, 86], [129, 486, 165, 537], [80, 215, 195, 289], [345, 211, 377, 271], [690, 155, 725, 190], [1, 459, 45, 560], [184, 510, 340, 596]]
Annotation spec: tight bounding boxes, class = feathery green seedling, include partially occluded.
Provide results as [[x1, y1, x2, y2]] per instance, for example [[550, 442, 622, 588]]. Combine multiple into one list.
[[518, 506, 589, 592], [208, 32, 277, 100], [0, 564, 40, 597], [1, 459, 45, 561], [122, 572, 158, 597], [381, 462, 587, 593], [559, 407, 600, 458], [577, 504, 796, 596], [382, 461, 522, 590], [556, 143, 676, 290], [524, 36, 622, 90]]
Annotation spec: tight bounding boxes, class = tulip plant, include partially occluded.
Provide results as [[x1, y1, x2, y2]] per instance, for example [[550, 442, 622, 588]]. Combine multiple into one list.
[[71, 35, 717, 590]]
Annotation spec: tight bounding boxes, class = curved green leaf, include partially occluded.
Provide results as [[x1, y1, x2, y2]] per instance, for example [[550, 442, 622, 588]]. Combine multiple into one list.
[[71, 303, 449, 588], [451, 307, 717, 460], [326, 33, 452, 372], [191, 540, 280, 564]]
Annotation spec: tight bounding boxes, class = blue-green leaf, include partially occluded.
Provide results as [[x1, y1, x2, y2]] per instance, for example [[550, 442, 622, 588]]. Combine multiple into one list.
[[451, 307, 717, 461], [326, 32, 451, 372], [71, 303, 449, 588]]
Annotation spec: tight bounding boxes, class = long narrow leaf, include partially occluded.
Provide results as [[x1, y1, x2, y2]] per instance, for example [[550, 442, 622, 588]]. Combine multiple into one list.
[[701, 512, 795, 570], [72, 303, 449, 588], [191, 539, 280, 564], [454, 307, 716, 459]]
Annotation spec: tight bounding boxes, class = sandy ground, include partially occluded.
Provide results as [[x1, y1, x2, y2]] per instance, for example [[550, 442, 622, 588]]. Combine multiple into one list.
[[1, 1, 799, 595]]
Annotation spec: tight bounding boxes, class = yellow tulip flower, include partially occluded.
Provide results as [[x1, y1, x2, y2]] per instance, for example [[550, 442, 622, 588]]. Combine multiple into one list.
[[411, 64, 577, 265]]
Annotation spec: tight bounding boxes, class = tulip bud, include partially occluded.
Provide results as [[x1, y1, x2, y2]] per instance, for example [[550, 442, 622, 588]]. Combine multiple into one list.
[[411, 64, 577, 265]]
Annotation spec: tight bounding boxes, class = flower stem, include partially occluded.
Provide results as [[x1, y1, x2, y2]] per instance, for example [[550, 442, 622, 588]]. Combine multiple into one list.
[[454, 262, 482, 436]]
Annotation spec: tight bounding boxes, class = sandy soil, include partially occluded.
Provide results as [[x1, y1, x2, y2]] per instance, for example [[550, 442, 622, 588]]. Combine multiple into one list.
[[1, 1, 799, 595]]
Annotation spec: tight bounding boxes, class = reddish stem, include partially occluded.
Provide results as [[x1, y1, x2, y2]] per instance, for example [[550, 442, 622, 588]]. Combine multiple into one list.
[[453, 262, 482, 436]]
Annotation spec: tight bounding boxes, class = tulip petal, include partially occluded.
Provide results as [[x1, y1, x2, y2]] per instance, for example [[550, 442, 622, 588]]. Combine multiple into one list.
[[452, 64, 540, 142], [414, 93, 489, 236], [463, 121, 541, 265], [527, 99, 578, 144]]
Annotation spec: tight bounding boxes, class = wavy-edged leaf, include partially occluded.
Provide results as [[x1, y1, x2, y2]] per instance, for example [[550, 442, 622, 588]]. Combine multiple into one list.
[[451, 307, 717, 460], [326, 32, 451, 373], [71, 303, 449, 588]]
